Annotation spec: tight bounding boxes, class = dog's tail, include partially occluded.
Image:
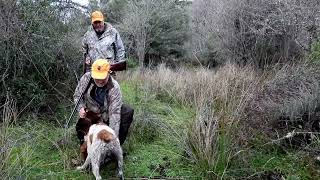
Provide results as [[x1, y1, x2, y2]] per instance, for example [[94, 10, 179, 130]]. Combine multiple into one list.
[[97, 130, 114, 142]]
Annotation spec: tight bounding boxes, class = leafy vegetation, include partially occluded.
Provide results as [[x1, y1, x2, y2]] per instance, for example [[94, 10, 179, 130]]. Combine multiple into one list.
[[310, 41, 320, 62], [2, 66, 320, 178], [0, 80, 199, 179], [1, 0, 320, 179]]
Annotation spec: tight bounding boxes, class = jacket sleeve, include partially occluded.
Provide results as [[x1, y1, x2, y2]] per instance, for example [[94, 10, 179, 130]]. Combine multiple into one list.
[[108, 81, 122, 137], [73, 73, 91, 111], [113, 29, 125, 62], [82, 32, 89, 61]]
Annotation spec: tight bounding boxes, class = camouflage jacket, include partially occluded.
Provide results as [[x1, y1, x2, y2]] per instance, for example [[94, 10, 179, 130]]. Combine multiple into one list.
[[73, 72, 123, 136], [82, 22, 125, 64]]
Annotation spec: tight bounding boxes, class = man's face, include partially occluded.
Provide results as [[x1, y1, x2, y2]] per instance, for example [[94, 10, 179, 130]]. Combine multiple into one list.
[[94, 75, 109, 87], [92, 21, 105, 33]]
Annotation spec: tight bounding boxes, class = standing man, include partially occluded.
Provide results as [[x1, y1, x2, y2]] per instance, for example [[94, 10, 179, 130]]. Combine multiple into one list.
[[82, 10, 125, 71]]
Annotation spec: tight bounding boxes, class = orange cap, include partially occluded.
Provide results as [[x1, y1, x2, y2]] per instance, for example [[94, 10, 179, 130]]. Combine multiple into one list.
[[91, 11, 104, 24], [91, 59, 110, 79]]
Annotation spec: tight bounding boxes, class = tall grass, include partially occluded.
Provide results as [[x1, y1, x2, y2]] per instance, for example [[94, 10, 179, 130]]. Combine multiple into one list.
[[1, 93, 19, 178], [2, 62, 319, 178], [119, 61, 320, 178], [0, 92, 88, 179], [247, 63, 320, 137], [120, 63, 260, 178], [129, 82, 170, 143]]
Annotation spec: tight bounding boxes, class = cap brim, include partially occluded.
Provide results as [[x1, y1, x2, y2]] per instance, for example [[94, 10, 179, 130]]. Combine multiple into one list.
[[92, 18, 104, 23], [91, 71, 108, 79]]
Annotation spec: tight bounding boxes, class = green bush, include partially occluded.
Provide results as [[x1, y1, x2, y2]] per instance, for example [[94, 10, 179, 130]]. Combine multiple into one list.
[[126, 57, 139, 69], [310, 41, 320, 62], [0, 0, 84, 114]]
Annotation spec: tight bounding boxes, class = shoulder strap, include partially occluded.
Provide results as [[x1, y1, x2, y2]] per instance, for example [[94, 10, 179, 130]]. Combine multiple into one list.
[[83, 77, 93, 95], [112, 42, 118, 61]]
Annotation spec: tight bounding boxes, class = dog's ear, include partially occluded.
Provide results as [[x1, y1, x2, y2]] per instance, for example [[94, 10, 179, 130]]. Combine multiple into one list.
[[97, 130, 113, 142], [76, 118, 92, 135]]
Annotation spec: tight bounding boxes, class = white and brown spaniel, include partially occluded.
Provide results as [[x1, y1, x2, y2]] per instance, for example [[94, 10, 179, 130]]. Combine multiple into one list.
[[76, 123, 124, 180]]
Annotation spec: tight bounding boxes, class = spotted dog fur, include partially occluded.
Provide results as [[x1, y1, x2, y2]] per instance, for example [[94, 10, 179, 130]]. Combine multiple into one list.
[[76, 123, 124, 180]]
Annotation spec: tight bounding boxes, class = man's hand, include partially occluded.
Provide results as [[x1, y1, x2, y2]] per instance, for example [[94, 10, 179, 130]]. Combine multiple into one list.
[[79, 107, 86, 118]]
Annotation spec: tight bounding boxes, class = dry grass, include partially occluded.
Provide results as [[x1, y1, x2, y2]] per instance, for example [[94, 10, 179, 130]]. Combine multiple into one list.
[[119, 63, 260, 177], [1, 61, 319, 178], [119, 61, 320, 177], [1, 93, 18, 178], [247, 63, 320, 137]]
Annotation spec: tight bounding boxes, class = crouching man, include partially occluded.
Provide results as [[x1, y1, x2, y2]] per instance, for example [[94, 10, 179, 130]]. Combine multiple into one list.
[[74, 59, 133, 149]]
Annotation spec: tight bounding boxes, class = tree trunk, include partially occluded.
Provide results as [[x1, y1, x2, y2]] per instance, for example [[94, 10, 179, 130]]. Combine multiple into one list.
[[137, 46, 145, 71]]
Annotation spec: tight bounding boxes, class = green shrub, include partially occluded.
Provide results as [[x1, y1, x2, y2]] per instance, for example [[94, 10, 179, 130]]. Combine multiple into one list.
[[126, 57, 139, 69], [310, 41, 320, 62], [0, 0, 84, 114]]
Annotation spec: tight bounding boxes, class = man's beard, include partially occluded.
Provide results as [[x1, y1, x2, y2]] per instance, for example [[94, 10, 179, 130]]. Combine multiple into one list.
[[94, 25, 105, 35], [94, 78, 108, 87], [95, 28, 104, 33], [95, 83, 105, 87]]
